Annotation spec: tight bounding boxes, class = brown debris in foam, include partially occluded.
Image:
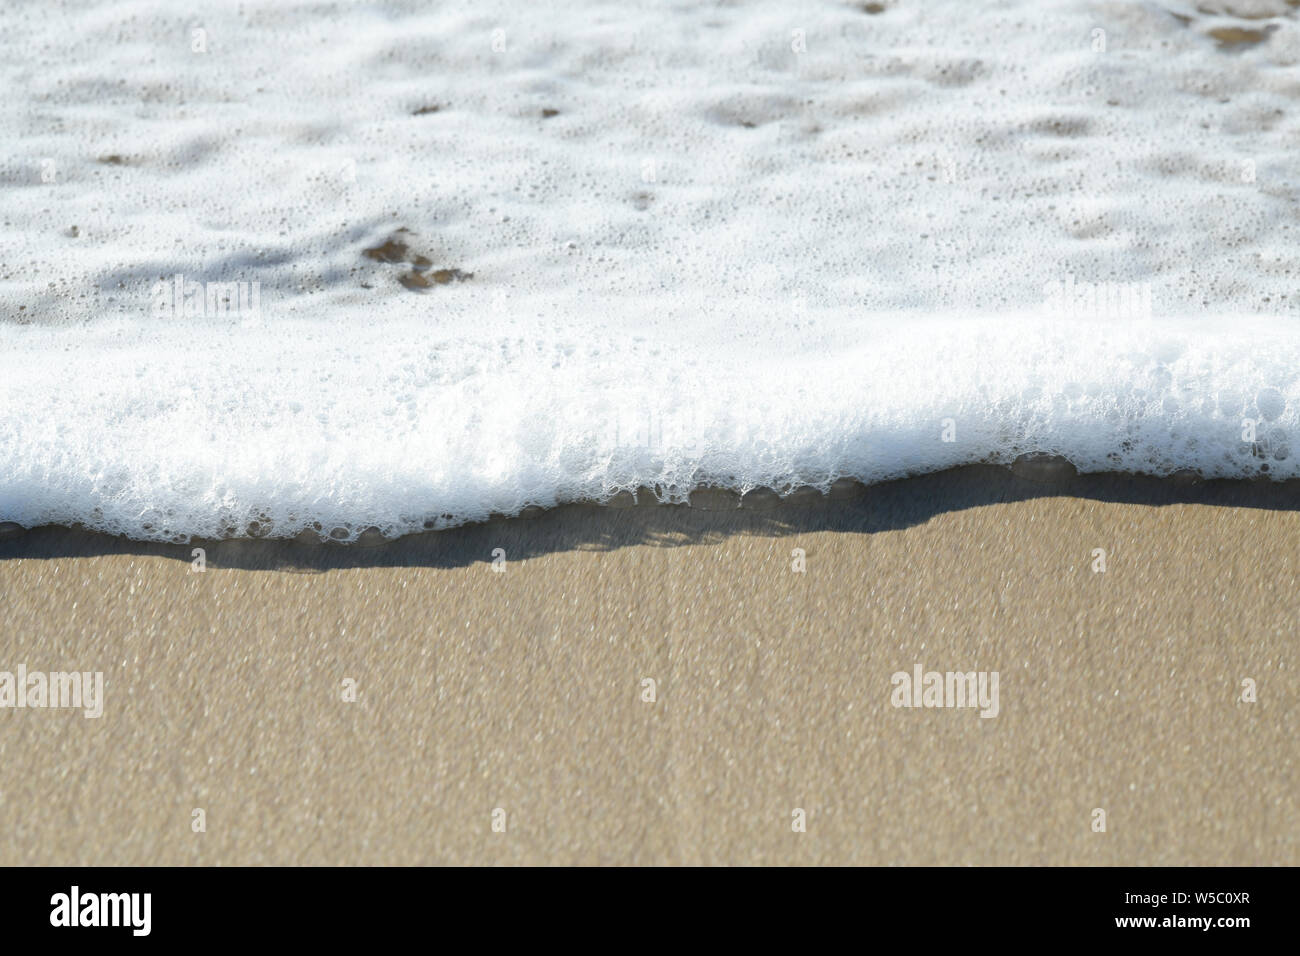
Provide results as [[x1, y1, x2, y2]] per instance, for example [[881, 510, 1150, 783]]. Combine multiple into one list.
[[399, 268, 473, 291], [1199, 2, 1294, 18], [362, 236, 411, 264], [363, 231, 473, 292], [1208, 24, 1278, 50]]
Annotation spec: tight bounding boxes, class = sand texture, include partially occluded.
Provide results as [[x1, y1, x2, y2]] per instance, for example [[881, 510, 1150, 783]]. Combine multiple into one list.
[[0, 469, 1295, 865]]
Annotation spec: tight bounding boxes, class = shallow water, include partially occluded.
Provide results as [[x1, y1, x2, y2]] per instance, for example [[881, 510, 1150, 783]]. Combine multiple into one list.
[[2, 0, 1299, 540]]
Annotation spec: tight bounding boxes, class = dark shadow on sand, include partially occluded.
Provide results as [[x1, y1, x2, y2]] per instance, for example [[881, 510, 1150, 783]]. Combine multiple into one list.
[[2, 465, 1298, 572]]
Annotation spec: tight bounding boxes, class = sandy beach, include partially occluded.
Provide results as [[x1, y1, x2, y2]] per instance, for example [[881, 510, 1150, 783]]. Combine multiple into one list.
[[3, 0, 1299, 884], [0, 468, 1294, 865]]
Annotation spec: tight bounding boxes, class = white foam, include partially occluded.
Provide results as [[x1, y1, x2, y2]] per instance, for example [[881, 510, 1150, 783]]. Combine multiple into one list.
[[1, 0, 1298, 540], [2, 305, 1297, 540]]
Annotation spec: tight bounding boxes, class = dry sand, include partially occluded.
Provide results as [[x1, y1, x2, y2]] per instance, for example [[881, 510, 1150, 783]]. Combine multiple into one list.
[[0, 467, 1295, 865]]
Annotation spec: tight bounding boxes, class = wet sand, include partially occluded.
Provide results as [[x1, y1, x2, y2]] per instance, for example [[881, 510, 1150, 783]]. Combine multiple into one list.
[[0, 467, 1295, 865]]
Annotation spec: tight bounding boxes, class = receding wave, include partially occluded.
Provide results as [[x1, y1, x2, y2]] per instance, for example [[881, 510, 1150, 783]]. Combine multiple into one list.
[[1, 306, 1296, 541], [3, 0, 1298, 540]]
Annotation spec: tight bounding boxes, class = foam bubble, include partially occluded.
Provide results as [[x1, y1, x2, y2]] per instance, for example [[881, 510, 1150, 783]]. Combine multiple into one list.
[[2, 0, 1298, 539], [1, 305, 1297, 541]]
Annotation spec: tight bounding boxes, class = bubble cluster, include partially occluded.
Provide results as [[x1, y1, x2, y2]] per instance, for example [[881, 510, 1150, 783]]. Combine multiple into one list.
[[1, 1, 1297, 539]]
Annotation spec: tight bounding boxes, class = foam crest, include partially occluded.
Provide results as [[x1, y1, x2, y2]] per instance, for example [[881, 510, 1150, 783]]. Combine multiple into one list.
[[1, 306, 1296, 541], [2, 0, 1298, 539]]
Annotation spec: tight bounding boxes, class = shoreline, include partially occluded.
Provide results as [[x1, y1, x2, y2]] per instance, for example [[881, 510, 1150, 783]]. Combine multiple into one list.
[[2, 464, 1296, 864], [4, 463, 1300, 568]]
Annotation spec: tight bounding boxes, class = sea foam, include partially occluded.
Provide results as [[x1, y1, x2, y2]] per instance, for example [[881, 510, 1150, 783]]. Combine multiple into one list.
[[1, 0, 1298, 540], [2, 306, 1296, 541]]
